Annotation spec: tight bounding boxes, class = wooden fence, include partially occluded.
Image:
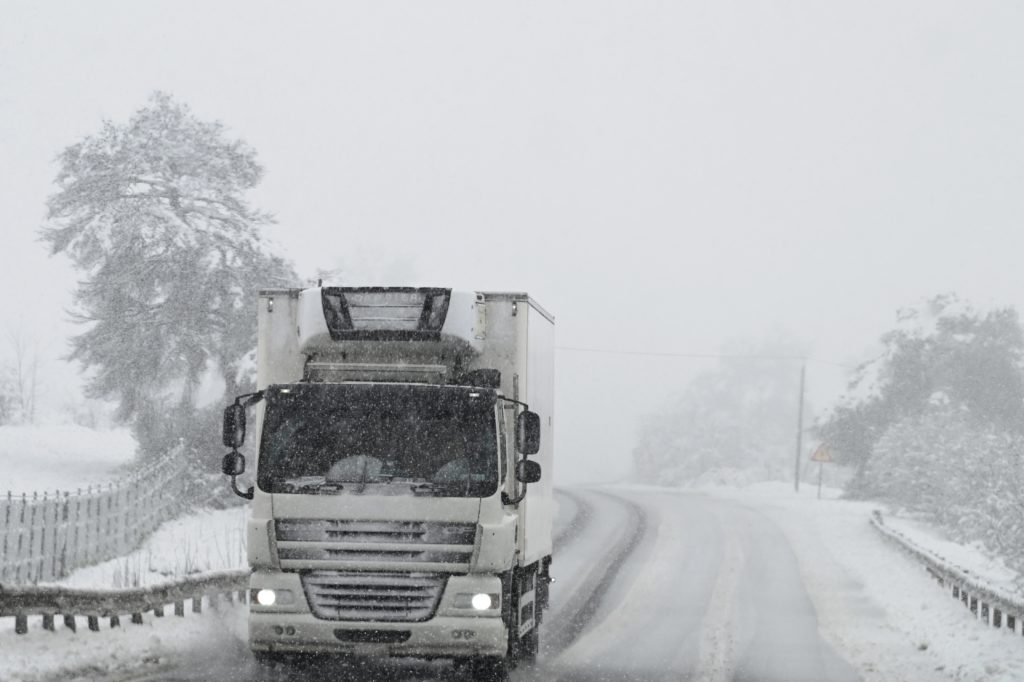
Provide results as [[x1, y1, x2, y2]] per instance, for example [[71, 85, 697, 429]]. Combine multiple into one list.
[[0, 452, 187, 585], [871, 510, 1024, 636]]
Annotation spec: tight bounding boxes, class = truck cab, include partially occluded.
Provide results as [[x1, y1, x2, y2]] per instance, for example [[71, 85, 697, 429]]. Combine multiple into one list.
[[220, 287, 554, 680]]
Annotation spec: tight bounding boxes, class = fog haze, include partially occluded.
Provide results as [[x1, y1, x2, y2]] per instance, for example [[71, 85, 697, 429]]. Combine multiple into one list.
[[3, 1, 1024, 482]]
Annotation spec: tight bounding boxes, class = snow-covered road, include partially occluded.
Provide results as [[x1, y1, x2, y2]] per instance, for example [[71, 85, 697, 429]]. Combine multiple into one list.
[[93, 488, 876, 682], [541, 488, 858, 682]]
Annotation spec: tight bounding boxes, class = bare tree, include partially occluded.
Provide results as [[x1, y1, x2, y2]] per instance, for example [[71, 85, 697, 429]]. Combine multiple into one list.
[[5, 326, 44, 424]]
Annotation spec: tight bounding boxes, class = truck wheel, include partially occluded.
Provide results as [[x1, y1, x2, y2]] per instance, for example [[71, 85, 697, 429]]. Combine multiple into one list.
[[470, 656, 510, 681]]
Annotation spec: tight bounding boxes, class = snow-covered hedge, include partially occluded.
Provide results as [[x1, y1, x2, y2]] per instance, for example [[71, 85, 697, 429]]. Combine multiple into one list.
[[863, 410, 1024, 587]]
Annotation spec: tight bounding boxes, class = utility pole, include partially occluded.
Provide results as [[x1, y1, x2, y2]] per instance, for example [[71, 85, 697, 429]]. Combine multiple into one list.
[[794, 362, 806, 492]]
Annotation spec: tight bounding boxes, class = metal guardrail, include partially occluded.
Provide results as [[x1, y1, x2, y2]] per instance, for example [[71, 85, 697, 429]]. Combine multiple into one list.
[[0, 568, 249, 635], [870, 510, 1024, 637]]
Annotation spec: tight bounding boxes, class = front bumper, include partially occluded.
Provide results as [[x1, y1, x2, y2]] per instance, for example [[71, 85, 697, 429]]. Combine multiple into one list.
[[250, 612, 507, 658], [248, 571, 507, 659]]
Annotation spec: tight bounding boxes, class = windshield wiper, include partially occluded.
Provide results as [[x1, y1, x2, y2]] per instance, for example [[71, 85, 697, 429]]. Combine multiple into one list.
[[286, 482, 344, 494], [410, 480, 479, 496], [410, 482, 442, 495], [410, 481, 465, 496]]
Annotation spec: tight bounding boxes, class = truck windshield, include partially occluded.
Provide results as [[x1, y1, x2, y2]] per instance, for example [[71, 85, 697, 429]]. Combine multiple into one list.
[[257, 383, 498, 497]]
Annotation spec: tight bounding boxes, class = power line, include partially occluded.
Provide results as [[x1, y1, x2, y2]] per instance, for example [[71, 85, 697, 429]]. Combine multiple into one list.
[[554, 346, 855, 369]]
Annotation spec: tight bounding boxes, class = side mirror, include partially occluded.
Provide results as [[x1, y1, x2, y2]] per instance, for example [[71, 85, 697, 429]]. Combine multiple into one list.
[[516, 410, 541, 455], [222, 452, 246, 477], [223, 403, 246, 448], [515, 459, 542, 484]]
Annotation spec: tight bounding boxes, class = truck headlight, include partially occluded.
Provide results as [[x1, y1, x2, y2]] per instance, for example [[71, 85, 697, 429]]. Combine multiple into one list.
[[253, 589, 294, 607], [454, 592, 499, 610]]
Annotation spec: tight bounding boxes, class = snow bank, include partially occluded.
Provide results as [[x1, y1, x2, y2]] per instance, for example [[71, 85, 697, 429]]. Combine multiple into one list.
[[884, 514, 1021, 598], [0, 424, 137, 495], [0, 602, 247, 682]]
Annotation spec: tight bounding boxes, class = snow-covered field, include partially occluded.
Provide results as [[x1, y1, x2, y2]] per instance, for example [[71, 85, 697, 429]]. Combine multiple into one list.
[[0, 505, 249, 682], [0, 425, 137, 494], [695, 481, 1024, 682], [0, 423, 250, 682]]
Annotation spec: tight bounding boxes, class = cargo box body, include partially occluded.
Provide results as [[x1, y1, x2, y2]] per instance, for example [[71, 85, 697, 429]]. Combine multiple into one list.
[[466, 293, 554, 566]]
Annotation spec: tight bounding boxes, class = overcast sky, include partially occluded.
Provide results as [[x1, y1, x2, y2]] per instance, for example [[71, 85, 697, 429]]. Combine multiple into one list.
[[3, 1, 1024, 482]]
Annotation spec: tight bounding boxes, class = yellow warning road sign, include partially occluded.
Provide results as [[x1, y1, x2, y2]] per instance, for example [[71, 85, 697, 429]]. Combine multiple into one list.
[[810, 444, 833, 463]]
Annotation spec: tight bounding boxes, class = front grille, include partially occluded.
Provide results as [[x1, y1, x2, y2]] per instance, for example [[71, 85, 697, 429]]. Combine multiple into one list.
[[277, 519, 477, 544], [302, 571, 446, 622], [275, 520, 476, 571]]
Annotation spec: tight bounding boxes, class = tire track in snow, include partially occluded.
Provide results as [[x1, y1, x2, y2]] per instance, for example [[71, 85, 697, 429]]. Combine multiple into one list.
[[542, 490, 649, 656], [552, 488, 593, 550], [690, 507, 745, 682]]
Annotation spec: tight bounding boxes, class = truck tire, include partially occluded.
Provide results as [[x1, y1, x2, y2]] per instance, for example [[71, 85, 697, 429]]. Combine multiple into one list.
[[470, 655, 510, 681]]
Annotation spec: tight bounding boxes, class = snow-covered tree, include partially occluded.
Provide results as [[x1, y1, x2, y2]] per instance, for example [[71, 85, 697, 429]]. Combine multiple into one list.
[[40, 92, 295, 457], [817, 294, 1024, 486], [632, 337, 808, 485]]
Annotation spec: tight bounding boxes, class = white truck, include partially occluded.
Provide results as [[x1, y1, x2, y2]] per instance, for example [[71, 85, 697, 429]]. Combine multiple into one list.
[[219, 286, 554, 679]]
